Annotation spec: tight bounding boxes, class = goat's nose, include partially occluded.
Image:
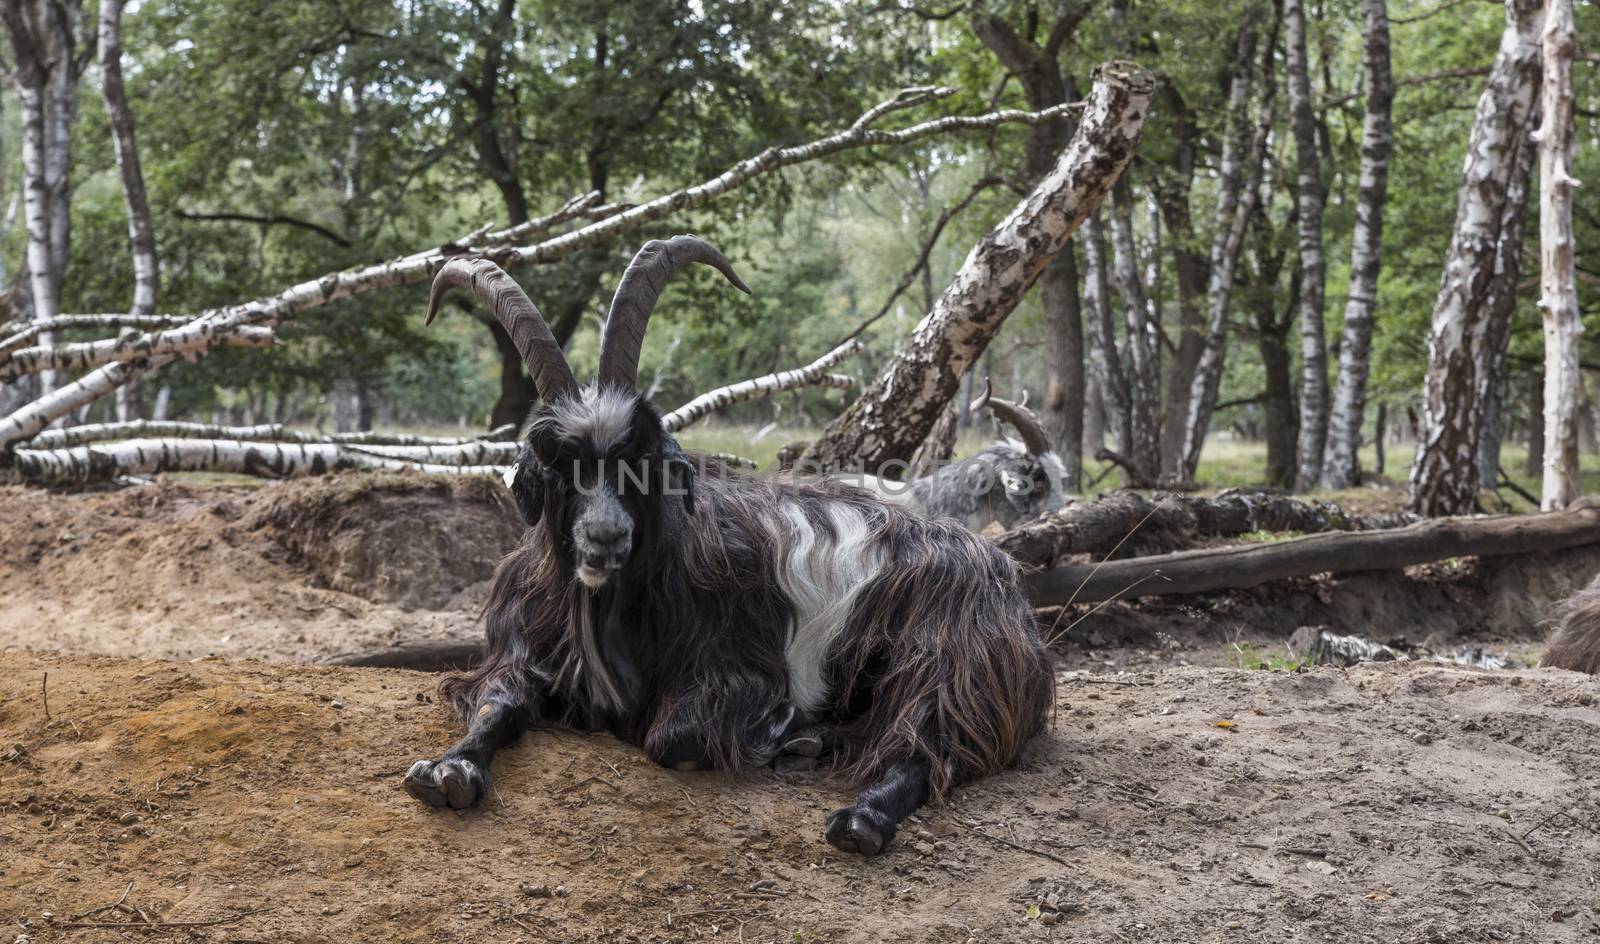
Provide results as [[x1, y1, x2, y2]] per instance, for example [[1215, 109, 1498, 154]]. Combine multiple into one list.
[[586, 521, 627, 547]]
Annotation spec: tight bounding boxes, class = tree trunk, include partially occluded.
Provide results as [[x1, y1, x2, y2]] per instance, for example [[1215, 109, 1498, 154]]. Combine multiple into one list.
[[1180, 13, 1275, 479], [1039, 252, 1084, 489], [1536, 0, 1581, 510], [1285, 0, 1330, 490], [996, 489, 1419, 567], [1525, 371, 1546, 476], [1257, 260, 1300, 491], [1082, 212, 1131, 470], [43, 1, 81, 297], [1321, 0, 1394, 489], [803, 62, 1154, 473], [100, 0, 159, 424], [1478, 373, 1506, 489], [1374, 401, 1388, 476], [1026, 502, 1600, 605], [1407, 0, 1544, 516], [1107, 180, 1161, 481], [969, 11, 1088, 488]]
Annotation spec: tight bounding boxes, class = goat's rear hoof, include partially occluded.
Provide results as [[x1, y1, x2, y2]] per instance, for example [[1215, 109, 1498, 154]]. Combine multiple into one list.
[[825, 807, 891, 856], [404, 758, 486, 810]]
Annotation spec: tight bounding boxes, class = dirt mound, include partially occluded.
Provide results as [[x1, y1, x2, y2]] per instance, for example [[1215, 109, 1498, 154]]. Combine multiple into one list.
[[4, 651, 1599, 942], [0, 475, 521, 666], [249, 474, 521, 609]]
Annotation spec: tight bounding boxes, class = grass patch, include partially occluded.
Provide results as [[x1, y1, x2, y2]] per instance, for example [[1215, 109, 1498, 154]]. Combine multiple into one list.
[[1229, 640, 1308, 672]]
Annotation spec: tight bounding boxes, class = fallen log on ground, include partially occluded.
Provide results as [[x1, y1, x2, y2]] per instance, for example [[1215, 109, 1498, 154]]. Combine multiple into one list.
[[996, 489, 1419, 566], [10, 438, 508, 484], [1024, 501, 1600, 605]]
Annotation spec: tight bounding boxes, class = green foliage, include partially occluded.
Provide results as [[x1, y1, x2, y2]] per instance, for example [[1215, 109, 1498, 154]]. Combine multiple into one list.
[[4, 0, 1595, 464]]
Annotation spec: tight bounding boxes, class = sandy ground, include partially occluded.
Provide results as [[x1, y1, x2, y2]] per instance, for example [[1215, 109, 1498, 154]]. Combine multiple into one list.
[[4, 653, 1600, 943], [3, 476, 1600, 942]]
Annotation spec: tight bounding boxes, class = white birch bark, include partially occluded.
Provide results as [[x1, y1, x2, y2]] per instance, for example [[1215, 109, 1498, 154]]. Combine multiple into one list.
[[1107, 180, 1161, 481], [1180, 17, 1272, 480], [100, 0, 159, 422], [0, 354, 175, 452], [1407, 0, 1544, 516], [1285, 0, 1330, 490], [6, 19, 58, 392], [0, 326, 274, 382], [661, 340, 862, 432], [25, 421, 519, 449], [0, 87, 1085, 441], [1536, 0, 1582, 510], [11, 438, 508, 485], [1321, 0, 1396, 489], [1082, 213, 1132, 462], [803, 62, 1156, 472]]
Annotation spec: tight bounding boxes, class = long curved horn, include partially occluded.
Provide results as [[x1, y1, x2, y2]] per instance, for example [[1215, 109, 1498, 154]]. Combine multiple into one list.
[[969, 378, 1052, 457], [598, 235, 752, 389], [427, 257, 579, 403]]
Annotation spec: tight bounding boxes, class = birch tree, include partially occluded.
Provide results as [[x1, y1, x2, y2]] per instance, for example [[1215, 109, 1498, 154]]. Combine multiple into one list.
[[1407, 0, 1544, 516], [1536, 0, 1581, 510], [98, 0, 158, 422], [1284, 0, 1330, 490], [803, 62, 1156, 473], [1107, 178, 1162, 482], [969, 1, 1091, 488], [1320, 0, 1394, 489], [1179, 11, 1276, 481]]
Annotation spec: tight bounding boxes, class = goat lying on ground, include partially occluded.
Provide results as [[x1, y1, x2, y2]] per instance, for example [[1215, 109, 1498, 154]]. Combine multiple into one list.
[[404, 237, 1054, 856], [1542, 572, 1600, 674], [907, 384, 1067, 530], [843, 383, 1068, 531]]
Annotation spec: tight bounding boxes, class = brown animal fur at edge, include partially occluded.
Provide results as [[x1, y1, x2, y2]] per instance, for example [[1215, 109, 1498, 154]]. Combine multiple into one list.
[[1542, 572, 1600, 674]]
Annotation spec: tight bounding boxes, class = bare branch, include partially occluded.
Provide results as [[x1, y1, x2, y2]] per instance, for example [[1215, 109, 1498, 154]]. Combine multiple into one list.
[[0, 326, 274, 382], [174, 210, 353, 247], [1324, 65, 1493, 108], [831, 175, 1002, 348], [660, 339, 864, 433], [0, 355, 175, 453], [6, 87, 1086, 444]]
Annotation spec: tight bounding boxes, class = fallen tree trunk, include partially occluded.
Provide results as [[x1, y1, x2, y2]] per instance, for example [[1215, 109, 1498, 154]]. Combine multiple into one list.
[[996, 489, 1419, 566], [1024, 501, 1600, 605], [0, 325, 273, 383], [25, 421, 519, 449], [0, 85, 1085, 455], [10, 438, 507, 484], [803, 61, 1154, 473], [660, 339, 862, 433]]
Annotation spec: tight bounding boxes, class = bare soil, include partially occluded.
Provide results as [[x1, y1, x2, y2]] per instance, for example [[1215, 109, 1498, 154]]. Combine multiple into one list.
[[3, 476, 1600, 943]]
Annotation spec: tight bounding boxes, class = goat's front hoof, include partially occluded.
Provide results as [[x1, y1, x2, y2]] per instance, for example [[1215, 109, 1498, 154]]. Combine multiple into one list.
[[825, 807, 891, 856], [404, 758, 487, 810]]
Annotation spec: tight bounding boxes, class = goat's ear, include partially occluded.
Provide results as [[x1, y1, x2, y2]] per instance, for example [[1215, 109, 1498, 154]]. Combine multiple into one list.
[[660, 441, 696, 515], [509, 445, 546, 526]]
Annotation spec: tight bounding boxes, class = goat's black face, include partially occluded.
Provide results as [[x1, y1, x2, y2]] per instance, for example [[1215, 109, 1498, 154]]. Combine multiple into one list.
[[512, 386, 695, 589]]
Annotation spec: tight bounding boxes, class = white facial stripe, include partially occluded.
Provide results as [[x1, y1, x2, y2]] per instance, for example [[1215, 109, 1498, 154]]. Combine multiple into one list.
[[775, 500, 886, 713]]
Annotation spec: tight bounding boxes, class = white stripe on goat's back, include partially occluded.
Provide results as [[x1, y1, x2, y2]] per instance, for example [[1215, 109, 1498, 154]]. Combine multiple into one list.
[[775, 498, 886, 713]]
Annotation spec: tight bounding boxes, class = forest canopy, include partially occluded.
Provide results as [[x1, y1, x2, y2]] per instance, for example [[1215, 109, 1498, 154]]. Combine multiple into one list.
[[0, 0, 1594, 509]]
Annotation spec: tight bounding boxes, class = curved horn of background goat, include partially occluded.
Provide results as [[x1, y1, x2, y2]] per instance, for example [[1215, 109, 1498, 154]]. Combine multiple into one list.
[[598, 235, 752, 389], [969, 378, 1052, 457], [427, 258, 579, 403]]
